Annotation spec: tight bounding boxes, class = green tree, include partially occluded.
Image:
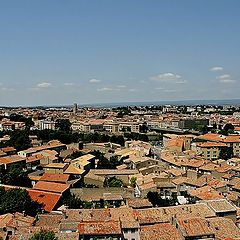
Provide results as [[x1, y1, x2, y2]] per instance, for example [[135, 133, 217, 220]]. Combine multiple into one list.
[[147, 191, 177, 207], [55, 119, 71, 133], [62, 194, 83, 209], [8, 130, 31, 151], [0, 188, 42, 216], [0, 163, 31, 187], [69, 151, 84, 160], [219, 146, 233, 160], [110, 135, 125, 146], [97, 156, 113, 169], [29, 230, 56, 240], [109, 156, 122, 168], [140, 122, 148, 133], [224, 123, 234, 134], [212, 123, 217, 129], [25, 118, 34, 129], [147, 191, 159, 207], [107, 177, 123, 187], [130, 176, 137, 188], [201, 125, 209, 134]]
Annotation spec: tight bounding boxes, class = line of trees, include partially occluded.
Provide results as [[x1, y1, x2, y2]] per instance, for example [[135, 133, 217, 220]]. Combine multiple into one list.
[[0, 129, 126, 150]]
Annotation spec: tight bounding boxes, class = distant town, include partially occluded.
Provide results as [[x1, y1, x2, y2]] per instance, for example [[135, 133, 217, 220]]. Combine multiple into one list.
[[1, 103, 240, 239]]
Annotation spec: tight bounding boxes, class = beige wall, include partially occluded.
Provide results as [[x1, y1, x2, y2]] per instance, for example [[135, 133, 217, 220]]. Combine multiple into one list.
[[196, 146, 221, 160], [44, 168, 64, 174]]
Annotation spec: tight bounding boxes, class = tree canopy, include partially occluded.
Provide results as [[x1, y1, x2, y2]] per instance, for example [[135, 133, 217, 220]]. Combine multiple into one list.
[[219, 146, 233, 160], [62, 194, 83, 209], [0, 187, 42, 216], [29, 230, 56, 240], [147, 191, 177, 207], [55, 119, 71, 133], [106, 177, 123, 187], [8, 130, 32, 151], [0, 163, 31, 187], [94, 151, 122, 169]]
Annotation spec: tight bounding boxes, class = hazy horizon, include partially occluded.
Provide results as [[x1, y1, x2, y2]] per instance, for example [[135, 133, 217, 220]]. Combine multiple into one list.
[[2, 98, 240, 108]]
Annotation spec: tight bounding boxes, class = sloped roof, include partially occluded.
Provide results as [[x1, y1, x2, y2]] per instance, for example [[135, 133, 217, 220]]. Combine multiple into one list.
[[140, 223, 182, 240], [28, 189, 61, 212], [78, 220, 122, 235], [39, 173, 70, 183], [33, 181, 70, 194]]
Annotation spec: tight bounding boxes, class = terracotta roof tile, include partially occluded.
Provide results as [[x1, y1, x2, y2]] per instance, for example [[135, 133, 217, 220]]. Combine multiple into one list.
[[28, 189, 61, 212], [39, 173, 70, 183], [177, 218, 214, 237], [78, 220, 122, 235], [208, 217, 240, 239], [188, 186, 224, 200], [33, 181, 70, 194], [205, 199, 237, 213], [140, 223, 182, 240]]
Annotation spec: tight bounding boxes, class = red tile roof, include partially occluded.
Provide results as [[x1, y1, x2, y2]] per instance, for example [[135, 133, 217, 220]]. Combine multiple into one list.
[[0, 212, 35, 229], [39, 173, 70, 183], [140, 223, 182, 240], [33, 181, 70, 194], [196, 142, 227, 148], [78, 221, 121, 235], [0, 147, 16, 153], [177, 218, 213, 237], [0, 155, 25, 165], [188, 186, 224, 200], [26, 154, 43, 163], [28, 189, 61, 212], [197, 133, 240, 143]]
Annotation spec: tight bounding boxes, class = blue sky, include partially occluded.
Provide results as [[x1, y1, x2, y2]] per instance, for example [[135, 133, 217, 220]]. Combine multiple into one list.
[[0, 0, 240, 106]]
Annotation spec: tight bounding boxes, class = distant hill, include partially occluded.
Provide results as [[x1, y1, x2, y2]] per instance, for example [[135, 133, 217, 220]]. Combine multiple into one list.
[[80, 99, 240, 108], [1, 99, 240, 109]]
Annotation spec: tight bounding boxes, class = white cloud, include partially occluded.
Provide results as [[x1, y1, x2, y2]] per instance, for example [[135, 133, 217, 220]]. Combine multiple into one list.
[[64, 82, 74, 86], [210, 66, 223, 72], [176, 80, 187, 84], [1, 87, 15, 91], [150, 72, 187, 84], [219, 79, 236, 83], [216, 74, 231, 80], [117, 85, 127, 88], [129, 88, 137, 92], [37, 82, 52, 88], [163, 89, 179, 93], [89, 78, 101, 83], [216, 74, 236, 83], [97, 87, 113, 91], [155, 87, 164, 90]]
